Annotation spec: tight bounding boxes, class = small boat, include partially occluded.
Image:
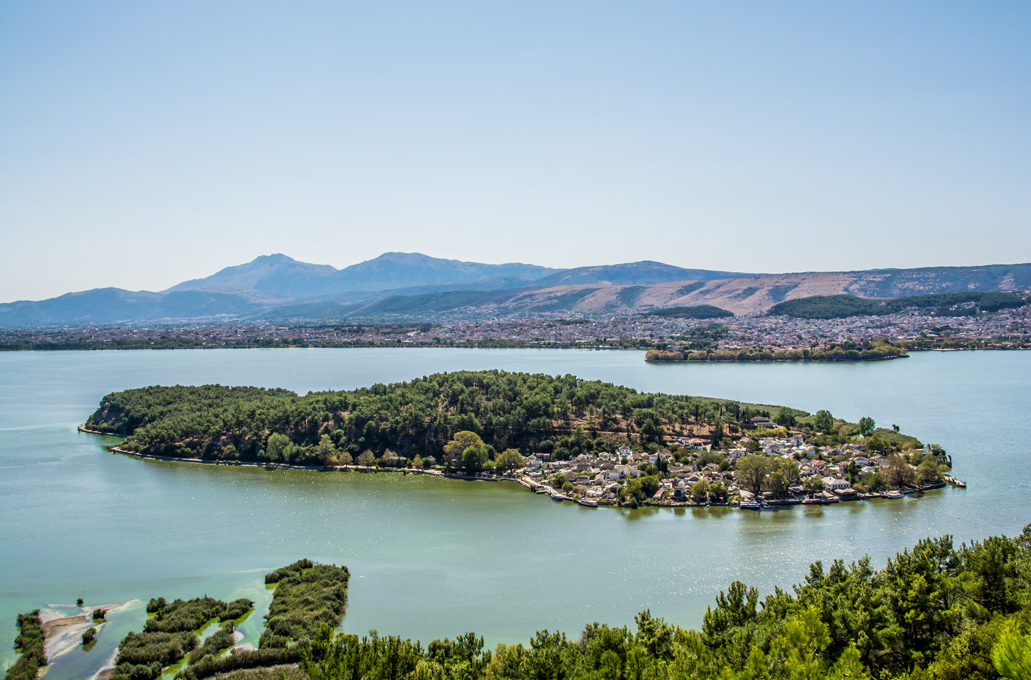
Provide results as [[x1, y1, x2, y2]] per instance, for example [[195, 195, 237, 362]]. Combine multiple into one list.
[[801, 498, 823, 505], [739, 500, 761, 510], [884, 490, 904, 499], [759, 502, 772, 510], [577, 498, 598, 507], [550, 493, 568, 502], [821, 497, 839, 504]]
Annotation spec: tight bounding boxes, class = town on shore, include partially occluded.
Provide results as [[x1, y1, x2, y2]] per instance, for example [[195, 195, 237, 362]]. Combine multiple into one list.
[[4, 298, 1028, 356]]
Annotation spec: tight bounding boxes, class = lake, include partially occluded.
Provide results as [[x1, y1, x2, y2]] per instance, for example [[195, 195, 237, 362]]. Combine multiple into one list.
[[1, 348, 1029, 678]]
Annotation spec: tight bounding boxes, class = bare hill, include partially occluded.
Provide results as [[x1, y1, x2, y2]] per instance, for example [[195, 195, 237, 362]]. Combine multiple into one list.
[[335, 263, 1031, 319]]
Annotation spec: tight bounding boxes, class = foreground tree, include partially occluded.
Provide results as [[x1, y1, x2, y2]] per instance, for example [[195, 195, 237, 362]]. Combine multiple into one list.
[[735, 456, 771, 498], [494, 449, 525, 472], [461, 446, 490, 474], [814, 410, 835, 433], [444, 431, 485, 468], [804, 477, 826, 496], [691, 479, 710, 503], [264, 433, 290, 463], [858, 416, 876, 437]]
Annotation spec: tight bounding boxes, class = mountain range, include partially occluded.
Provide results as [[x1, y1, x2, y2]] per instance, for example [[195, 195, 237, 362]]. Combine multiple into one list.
[[165, 252, 562, 297], [2, 253, 1029, 326]]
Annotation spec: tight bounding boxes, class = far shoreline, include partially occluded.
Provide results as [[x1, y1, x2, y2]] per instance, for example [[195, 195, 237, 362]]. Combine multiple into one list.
[[5, 344, 1025, 360]]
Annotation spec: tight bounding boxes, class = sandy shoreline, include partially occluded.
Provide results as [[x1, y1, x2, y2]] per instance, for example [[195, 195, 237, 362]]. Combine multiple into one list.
[[40, 601, 136, 663]]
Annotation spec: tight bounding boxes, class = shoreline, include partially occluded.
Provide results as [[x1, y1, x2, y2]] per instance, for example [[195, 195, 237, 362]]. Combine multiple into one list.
[[39, 601, 136, 665], [645, 354, 909, 364], [81, 426, 957, 510], [6, 344, 1029, 355]]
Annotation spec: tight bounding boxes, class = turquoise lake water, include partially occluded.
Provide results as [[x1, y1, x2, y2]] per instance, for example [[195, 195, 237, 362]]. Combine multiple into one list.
[[1, 348, 1028, 677]]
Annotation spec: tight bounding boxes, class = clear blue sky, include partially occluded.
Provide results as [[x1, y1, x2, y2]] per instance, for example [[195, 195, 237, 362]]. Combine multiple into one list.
[[1, 1, 1028, 301]]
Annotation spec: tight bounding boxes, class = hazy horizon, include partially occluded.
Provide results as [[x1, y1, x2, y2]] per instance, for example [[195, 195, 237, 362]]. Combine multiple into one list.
[[5, 250, 1031, 304], [2, 1, 1028, 301]]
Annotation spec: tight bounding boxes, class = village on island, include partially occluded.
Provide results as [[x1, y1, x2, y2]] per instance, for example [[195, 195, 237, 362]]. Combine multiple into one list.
[[484, 413, 964, 509], [90, 412, 964, 511]]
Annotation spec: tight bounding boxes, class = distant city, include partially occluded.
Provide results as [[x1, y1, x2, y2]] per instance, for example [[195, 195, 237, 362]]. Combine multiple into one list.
[[4, 302, 1027, 353]]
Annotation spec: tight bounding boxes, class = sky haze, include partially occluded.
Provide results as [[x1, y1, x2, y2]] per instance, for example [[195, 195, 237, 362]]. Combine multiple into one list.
[[1, 1, 1028, 302]]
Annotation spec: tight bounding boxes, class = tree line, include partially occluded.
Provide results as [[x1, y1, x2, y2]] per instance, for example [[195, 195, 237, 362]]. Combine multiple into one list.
[[3, 611, 44, 680], [9, 527, 1027, 679], [178, 560, 350, 680], [110, 596, 256, 680], [646, 340, 908, 363], [768, 292, 1029, 320], [85, 371, 788, 467], [292, 525, 1031, 679]]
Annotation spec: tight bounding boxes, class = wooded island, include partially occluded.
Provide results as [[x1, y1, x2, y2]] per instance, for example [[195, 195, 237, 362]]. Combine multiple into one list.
[[82, 371, 953, 507]]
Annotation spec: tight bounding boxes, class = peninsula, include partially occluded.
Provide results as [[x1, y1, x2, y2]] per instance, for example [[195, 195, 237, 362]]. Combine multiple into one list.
[[82, 371, 956, 508]]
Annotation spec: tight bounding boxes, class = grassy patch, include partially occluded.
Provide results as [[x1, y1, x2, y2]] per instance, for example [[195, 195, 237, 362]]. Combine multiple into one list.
[[869, 427, 923, 449]]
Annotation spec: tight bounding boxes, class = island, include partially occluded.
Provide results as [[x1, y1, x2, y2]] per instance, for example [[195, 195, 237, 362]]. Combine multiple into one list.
[[645, 340, 910, 363], [81, 371, 959, 508]]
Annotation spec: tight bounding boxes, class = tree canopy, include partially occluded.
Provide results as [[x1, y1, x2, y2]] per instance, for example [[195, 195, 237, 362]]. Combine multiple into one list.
[[85, 371, 798, 466]]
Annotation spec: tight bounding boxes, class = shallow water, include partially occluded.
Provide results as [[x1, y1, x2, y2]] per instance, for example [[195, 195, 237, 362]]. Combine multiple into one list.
[[1, 348, 1028, 677]]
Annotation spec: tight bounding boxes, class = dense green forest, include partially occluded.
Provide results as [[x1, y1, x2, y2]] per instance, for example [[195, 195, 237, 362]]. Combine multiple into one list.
[[3, 611, 44, 680], [84, 561, 349, 680], [111, 596, 255, 680], [646, 340, 908, 363], [768, 292, 1029, 319], [289, 527, 1031, 680], [178, 560, 350, 680], [84, 371, 787, 465], [642, 305, 734, 319]]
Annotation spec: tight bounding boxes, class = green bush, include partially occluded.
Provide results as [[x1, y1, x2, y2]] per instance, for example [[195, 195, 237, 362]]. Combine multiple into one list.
[[4, 610, 46, 680]]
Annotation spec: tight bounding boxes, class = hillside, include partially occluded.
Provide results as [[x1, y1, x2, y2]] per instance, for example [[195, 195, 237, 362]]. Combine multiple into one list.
[[0, 288, 292, 326], [326, 263, 1031, 319], [531, 261, 752, 287], [4, 259, 1030, 326]]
